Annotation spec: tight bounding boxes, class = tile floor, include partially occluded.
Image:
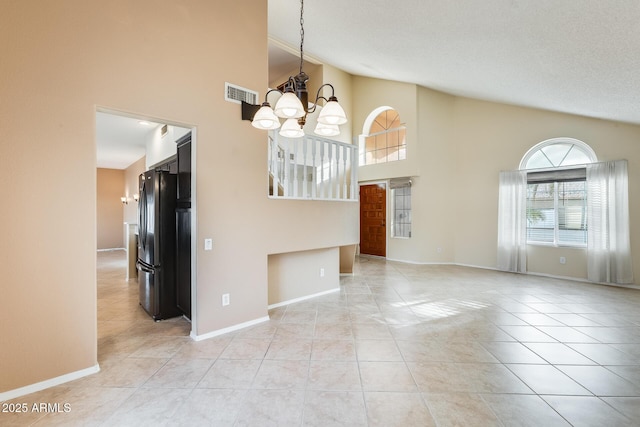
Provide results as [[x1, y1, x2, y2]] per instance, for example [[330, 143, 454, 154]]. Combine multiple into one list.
[[3, 250, 640, 426]]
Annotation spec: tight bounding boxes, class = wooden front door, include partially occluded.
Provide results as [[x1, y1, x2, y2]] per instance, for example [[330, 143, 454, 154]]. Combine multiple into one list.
[[360, 183, 387, 257]]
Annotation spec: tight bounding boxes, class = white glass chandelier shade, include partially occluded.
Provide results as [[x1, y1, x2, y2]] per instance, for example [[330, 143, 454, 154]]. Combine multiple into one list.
[[251, 104, 281, 130], [317, 99, 347, 125], [279, 118, 305, 138], [314, 122, 340, 137], [273, 92, 305, 119]]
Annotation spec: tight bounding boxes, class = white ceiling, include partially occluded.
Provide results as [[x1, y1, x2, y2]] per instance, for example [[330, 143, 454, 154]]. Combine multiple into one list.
[[268, 0, 640, 125], [95, 112, 161, 169]]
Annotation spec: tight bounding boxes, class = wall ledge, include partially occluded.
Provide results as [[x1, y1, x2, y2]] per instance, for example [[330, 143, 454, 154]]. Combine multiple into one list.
[[0, 364, 100, 402]]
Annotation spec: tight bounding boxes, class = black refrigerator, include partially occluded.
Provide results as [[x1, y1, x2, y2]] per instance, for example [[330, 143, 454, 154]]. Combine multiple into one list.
[[137, 169, 181, 321]]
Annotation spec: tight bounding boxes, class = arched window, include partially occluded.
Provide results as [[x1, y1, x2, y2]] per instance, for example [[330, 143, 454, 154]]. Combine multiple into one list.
[[521, 138, 596, 247], [359, 107, 406, 166], [520, 138, 597, 170]]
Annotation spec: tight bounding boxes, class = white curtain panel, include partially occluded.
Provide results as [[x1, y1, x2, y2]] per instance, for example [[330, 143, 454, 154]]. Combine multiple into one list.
[[586, 160, 634, 284], [497, 170, 528, 273]]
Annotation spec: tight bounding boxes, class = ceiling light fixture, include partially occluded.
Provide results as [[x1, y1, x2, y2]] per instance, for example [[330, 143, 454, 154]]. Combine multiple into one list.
[[241, 0, 347, 138]]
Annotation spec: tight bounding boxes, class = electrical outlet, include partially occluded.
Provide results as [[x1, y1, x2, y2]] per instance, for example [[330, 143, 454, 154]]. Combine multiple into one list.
[[560, 256, 566, 265], [204, 238, 213, 251], [320, 268, 325, 277], [222, 293, 230, 306]]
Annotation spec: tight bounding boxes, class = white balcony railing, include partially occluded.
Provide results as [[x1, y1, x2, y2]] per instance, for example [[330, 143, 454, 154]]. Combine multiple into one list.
[[268, 133, 358, 201]]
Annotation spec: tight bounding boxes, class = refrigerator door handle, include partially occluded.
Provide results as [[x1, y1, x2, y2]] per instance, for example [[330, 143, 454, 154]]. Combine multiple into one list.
[[136, 260, 155, 274]]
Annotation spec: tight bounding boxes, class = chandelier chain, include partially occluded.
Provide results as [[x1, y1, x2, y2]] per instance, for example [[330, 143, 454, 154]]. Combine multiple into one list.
[[299, 0, 304, 74]]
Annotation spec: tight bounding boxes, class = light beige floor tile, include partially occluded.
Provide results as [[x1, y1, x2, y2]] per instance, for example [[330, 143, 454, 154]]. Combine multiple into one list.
[[568, 343, 639, 365], [217, 338, 271, 359], [274, 322, 316, 339], [144, 358, 214, 388], [24, 251, 640, 426], [303, 391, 367, 427], [314, 323, 354, 339], [605, 365, 640, 384], [537, 326, 601, 343], [523, 342, 597, 365], [31, 387, 136, 426], [482, 393, 571, 426], [499, 325, 558, 342], [197, 359, 261, 389], [355, 339, 403, 361], [264, 338, 312, 360], [352, 322, 393, 339], [359, 361, 417, 392], [423, 392, 501, 427], [601, 397, 640, 419], [102, 387, 191, 426], [480, 341, 547, 364], [235, 389, 305, 426], [252, 360, 309, 389], [172, 336, 231, 359], [311, 339, 356, 361], [171, 388, 247, 426], [542, 395, 634, 427], [547, 313, 603, 327], [307, 361, 361, 391], [130, 336, 189, 358], [506, 364, 591, 395], [364, 391, 436, 427], [557, 365, 640, 396]]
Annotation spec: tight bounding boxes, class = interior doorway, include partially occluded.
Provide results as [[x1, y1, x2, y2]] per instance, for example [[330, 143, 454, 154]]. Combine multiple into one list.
[[359, 183, 387, 257], [95, 109, 196, 341]]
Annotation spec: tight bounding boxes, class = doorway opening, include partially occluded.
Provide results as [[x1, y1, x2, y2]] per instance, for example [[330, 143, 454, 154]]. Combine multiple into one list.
[[95, 109, 196, 359]]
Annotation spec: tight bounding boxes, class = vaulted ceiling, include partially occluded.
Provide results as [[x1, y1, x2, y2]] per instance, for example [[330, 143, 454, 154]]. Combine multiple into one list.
[[269, 0, 640, 125]]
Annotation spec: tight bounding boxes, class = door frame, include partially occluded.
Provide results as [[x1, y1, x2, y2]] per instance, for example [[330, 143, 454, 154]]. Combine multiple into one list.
[[95, 107, 198, 338], [358, 180, 389, 258]]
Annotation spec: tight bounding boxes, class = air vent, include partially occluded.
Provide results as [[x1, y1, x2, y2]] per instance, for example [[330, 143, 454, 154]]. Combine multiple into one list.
[[160, 124, 168, 138], [225, 82, 258, 105]]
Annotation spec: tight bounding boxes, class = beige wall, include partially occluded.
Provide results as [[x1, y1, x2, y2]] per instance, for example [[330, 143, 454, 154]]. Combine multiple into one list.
[[1, 0, 359, 395], [123, 157, 146, 225], [450, 97, 640, 282], [96, 168, 125, 249], [268, 247, 340, 305], [354, 76, 640, 284]]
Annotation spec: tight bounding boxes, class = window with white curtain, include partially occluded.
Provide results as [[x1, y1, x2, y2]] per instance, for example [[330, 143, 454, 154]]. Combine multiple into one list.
[[521, 139, 595, 247], [499, 137, 633, 284]]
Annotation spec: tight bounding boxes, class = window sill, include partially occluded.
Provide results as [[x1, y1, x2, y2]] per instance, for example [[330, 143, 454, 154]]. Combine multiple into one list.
[[526, 242, 587, 249]]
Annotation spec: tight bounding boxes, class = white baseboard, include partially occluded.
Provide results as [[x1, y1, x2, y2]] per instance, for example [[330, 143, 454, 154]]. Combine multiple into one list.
[[96, 248, 125, 252], [190, 316, 270, 342], [268, 287, 340, 310], [0, 364, 100, 402]]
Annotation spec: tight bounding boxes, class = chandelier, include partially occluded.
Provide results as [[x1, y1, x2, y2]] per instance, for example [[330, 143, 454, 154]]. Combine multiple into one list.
[[242, 0, 347, 138]]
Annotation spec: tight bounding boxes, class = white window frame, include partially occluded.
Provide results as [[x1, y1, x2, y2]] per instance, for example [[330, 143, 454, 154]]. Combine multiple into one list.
[[521, 137, 596, 248], [390, 178, 412, 239]]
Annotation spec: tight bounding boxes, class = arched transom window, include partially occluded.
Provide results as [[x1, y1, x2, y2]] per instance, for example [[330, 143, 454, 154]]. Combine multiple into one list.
[[520, 138, 597, 170], [359, 108, 406, 166]]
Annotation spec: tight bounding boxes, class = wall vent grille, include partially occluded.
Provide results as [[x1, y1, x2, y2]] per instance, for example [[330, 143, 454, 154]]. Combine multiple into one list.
[[225, 82, 258, 105]]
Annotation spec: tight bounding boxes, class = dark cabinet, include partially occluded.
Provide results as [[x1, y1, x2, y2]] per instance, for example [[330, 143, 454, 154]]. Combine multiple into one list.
[[176, 208, 191, 318], [176, 133, 191, 204], [175, 132, 192, 319]]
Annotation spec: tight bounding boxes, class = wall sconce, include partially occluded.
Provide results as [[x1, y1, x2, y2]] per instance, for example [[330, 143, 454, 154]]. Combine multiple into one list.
[[121, 197, 128, 205], [133, 194, 139, 202]]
